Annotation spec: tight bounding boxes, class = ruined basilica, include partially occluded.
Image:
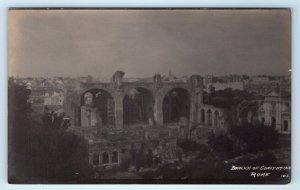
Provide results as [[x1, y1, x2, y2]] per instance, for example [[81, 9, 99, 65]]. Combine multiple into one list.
[[65, 71, 225, 168]]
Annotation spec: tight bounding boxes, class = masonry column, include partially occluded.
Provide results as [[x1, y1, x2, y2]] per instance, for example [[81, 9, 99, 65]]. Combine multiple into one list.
[[114, 93, 123, 130], [189, 75, 203, 126], [154, 93, 163, 127]]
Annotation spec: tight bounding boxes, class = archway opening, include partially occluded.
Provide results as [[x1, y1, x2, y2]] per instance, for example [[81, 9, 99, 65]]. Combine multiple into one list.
[[123, 87, 155, 125], [92, 153, 99, 166], [112, 151, 119, 163], [201, 109, 205, 124], [163, 88, 190, 124], [102, 152, 109, 164], [214, 110, 219, 127], [80, 89, 115, 127], [207, 109, 212, 126]]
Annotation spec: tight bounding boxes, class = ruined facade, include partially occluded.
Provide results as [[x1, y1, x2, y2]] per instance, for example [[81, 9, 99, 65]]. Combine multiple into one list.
[[65, 71, 225, 167], [258, 90, 291, 134]]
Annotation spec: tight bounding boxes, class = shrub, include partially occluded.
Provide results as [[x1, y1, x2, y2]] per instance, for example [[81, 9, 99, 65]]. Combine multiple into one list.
[[178, 140, 210, 153], [230, 123, 279, 153], [207, 132, 240, 158]]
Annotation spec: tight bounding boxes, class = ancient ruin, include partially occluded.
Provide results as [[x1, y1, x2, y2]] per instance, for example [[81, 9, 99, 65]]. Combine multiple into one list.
[[65, 71, 225, 168]]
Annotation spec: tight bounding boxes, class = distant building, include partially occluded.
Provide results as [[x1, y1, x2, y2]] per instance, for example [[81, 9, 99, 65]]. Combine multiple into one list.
[[203, 75, 214, 86], [251, 76, 270, 83], [29, 86, 65, 114], [243, 75, 290, 95], [218, 75, 244, 83], [211, 81, 244, 91], [161, 70, 189, 82]]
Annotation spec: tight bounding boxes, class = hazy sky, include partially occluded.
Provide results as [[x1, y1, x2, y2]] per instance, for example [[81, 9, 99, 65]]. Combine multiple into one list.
[[8, 9, 291, 78]]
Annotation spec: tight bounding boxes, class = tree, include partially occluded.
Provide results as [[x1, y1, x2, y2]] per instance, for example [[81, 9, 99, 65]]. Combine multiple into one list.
[[207, 132, 234, 152], [8, 78, 33, 182], [207, 132, 241, 159], [42, 107, 71, 130], [203, 88, 261, 126], [230, 123, 279, 153], [8, 79, 92, 183], [203, 88, 255, 109]]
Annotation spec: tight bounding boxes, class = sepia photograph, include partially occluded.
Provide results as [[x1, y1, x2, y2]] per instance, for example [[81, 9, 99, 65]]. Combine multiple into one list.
[[8, 8, 291, 184]]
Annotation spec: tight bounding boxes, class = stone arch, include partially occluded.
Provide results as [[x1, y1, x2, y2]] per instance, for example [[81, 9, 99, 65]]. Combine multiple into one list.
[[207, 109, 212, 126], [123, 84, 155, 96], [162, 87, 191, 124], [80, 88, 115, 127], [123, 87, 155, 125], [214, 110, 219, 127], [161, 85, 192, 98], [80, 85, 115, 102]]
